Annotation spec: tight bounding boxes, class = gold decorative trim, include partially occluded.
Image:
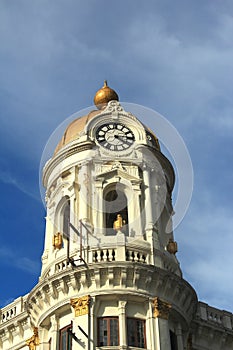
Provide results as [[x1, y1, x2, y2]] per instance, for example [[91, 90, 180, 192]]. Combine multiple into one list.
[[26, 327, 40, 349], [153, 297, 171, 320], [166, 239, 178, 254], [70, 295, 90, 317], [53, 232, 63, 249]]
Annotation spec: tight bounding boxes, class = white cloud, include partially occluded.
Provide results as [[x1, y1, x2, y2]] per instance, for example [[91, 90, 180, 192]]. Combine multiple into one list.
[[177, 190, 233, 310], [0, 246, 40, 275], [16, 257, 40, 275], [0, 170, 40, 201], [0, 0, 232, 314]]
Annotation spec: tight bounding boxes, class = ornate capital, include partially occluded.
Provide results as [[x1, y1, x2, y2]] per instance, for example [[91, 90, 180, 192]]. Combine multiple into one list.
[[118, 300, 127, 313], [70, 295, 90, 317], [26, 327, 40, 349], [153, 297, 171, 320]]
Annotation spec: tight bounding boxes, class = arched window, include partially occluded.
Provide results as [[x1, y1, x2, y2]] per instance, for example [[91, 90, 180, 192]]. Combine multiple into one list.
[[104, 186, 128, 235]]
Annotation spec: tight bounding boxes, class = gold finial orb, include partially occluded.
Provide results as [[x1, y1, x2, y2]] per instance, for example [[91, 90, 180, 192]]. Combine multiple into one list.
[[94, 80, 119, 109]]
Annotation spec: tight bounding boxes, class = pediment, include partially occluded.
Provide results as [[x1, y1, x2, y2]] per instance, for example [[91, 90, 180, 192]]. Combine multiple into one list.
[[95, 168, 141, 184]]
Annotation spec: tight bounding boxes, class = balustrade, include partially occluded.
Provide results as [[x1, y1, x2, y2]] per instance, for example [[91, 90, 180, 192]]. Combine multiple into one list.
[[198, 302, 233, 330], [92, 248, 116, 262], [125, 249, 147, 263], [208, 310, 222, 324], [55, 259, 71, 272], [0, 296, 27, 324]]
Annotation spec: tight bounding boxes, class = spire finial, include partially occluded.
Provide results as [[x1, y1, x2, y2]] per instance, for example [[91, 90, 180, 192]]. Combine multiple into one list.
[[94, 81, 119, 110]]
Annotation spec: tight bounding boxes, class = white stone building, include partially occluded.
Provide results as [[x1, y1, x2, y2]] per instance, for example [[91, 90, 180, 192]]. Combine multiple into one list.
[[0, 82, 232, 350]]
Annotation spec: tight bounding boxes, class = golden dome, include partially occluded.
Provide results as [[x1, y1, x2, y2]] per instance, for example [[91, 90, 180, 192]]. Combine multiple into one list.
[[53, 82, 160, 156], [54, 110, 99, 155], [94, 80, 119, 109]]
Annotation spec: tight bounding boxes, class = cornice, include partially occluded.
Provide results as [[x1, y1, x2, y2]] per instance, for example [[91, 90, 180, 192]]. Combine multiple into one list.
[[43, 141, 94, 188], [27, 262, 197, 327], [0, 310, 29, 330]]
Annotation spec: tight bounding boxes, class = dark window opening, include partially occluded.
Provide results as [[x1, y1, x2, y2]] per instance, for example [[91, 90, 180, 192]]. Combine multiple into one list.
[[59, 324, 72, 350], [127, 318, 146, 348], [63, 200, 70, 238], [98, 317, 119, 346], [105, 189, 128, 235], [170, 330, 178, 350]]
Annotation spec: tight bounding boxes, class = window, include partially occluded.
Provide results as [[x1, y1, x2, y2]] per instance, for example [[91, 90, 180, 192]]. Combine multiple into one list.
[[127, 318, 146, 348], [98, 317, 119, 346], [170, 330, 178, 350], [104, 188, 128, 235], [59, 324, 72, 350]]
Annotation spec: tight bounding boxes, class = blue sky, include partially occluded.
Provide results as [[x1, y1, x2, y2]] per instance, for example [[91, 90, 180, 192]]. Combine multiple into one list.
[[0, 0, 233, 312]]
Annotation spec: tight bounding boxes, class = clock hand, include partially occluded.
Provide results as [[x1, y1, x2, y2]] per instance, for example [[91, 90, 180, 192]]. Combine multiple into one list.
[[114, 135, 126, 143], [114, 135, 134, 141], [106, 135, 115, 142]]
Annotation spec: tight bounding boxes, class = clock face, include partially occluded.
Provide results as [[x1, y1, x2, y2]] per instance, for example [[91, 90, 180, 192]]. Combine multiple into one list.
[[96, 123, 135, 151]]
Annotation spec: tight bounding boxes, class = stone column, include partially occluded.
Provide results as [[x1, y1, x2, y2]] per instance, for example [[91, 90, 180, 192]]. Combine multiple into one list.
[[94, 178, 104, 236], [148, 299, 156, 350], [50, 314, 59, 350], [153, 181, 162, 249], [143, 166, 156, 264], [118, 300, 127, 347], [130, 184, 143, 237], [38, 323, 51, 350], [79, 162, 90, 223], [176, 323, 184, 350], [153, 297, 172, 350], [89, 296, 96, 350], [69, 193, 76, 249], [143, 166, 153, 230]]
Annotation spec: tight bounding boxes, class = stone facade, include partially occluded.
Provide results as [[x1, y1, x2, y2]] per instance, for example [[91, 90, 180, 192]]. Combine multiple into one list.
[[0, 96, 232, 350]]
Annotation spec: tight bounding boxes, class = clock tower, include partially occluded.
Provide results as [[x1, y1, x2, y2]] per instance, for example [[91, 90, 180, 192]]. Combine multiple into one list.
[[1, 82, 233, 350], [29, 81, 197, 349]]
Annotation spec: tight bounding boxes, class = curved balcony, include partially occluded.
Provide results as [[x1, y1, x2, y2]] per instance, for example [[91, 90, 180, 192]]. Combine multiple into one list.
[[41, 238, 181, 280]]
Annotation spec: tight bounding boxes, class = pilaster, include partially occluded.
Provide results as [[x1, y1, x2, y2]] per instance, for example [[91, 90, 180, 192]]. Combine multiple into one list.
[[70, 295, 90, 350], [118, 300, 127, 347], [153, 297, 172, 350], [79, 162, 90, 223], [94, 177, 104, 236], [176, 323, 184, 350], [143, 165, 154, 230], [50, 314, 59, 350]]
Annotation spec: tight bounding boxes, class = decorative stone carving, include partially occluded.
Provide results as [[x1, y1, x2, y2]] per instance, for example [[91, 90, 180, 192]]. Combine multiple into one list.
[[70, 295, 90, 317], [52, 232, 63, 249], [103, 100, 124, 113], [26, 327, 40, 349], [153, 297, 171, 320], [166, 239, 178, 254]]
